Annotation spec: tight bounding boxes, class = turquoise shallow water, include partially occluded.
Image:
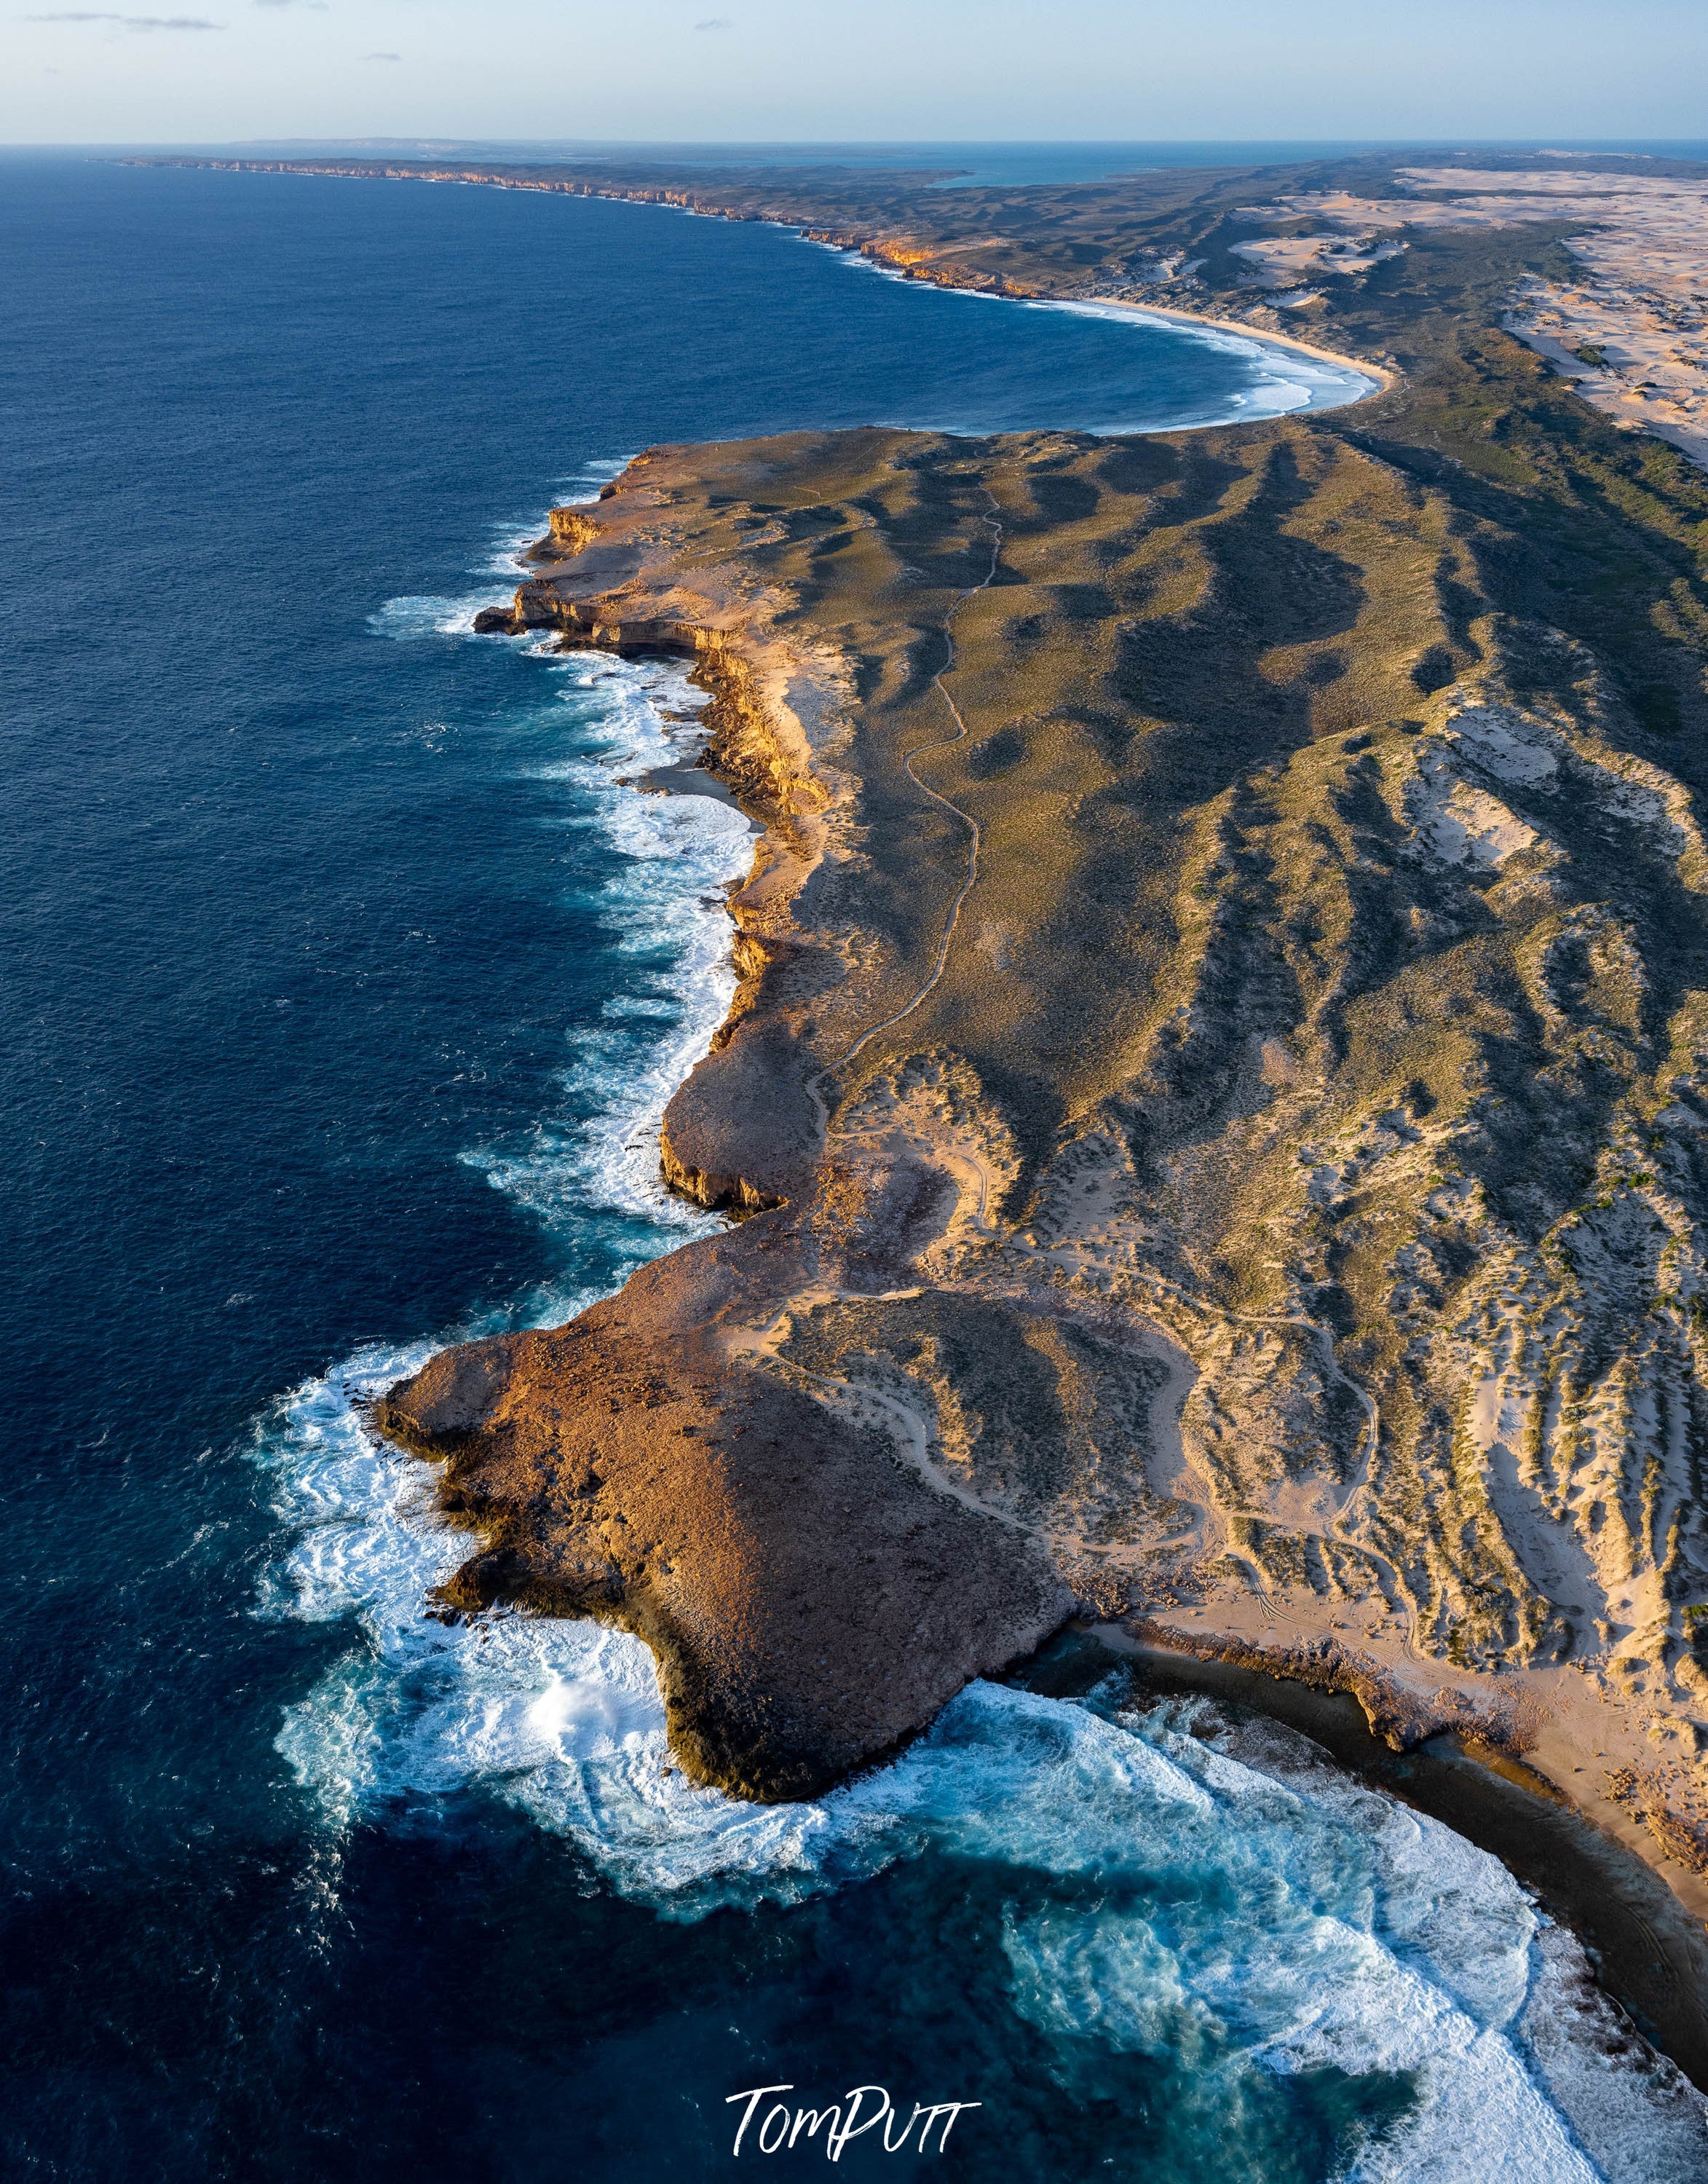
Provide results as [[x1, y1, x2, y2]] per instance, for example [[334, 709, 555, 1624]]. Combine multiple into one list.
[[0, 151, 1696, 2180]]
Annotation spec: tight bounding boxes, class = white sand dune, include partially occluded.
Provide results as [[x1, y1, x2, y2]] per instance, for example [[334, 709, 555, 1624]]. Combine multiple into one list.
[[1240, 168, 1708, 468]]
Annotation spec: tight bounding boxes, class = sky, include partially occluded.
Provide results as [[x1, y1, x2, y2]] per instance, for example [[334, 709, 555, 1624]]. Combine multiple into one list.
[[7, 0, 1708, 150]]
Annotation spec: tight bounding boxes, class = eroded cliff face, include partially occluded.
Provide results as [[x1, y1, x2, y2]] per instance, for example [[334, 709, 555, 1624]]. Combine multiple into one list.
[[371, 1264, 1069, 1804], [377, 411, 1708, 1876]]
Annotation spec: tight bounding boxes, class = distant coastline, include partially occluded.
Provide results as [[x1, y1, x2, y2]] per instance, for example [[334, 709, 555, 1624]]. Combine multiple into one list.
[[122, 156, 1393, 422]]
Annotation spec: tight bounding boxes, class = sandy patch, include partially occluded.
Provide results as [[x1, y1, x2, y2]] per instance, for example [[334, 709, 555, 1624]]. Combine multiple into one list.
[[1240, 167, 1708, 467]]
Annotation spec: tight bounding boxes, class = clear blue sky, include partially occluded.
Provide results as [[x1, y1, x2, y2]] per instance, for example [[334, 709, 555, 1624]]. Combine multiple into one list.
[[9, 0, 1708, 150]]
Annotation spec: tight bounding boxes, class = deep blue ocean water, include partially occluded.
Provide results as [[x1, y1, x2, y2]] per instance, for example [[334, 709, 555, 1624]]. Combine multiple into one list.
[[0, 154, 1691, 2183]]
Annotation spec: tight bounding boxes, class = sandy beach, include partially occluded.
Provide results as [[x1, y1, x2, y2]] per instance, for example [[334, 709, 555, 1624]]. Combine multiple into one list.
[[1079, 292, 1395, 390], [1075, 1625, 1708, 2081]]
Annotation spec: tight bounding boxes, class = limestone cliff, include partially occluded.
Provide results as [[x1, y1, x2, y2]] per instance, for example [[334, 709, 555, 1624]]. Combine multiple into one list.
[[357, 158, 1708, 1904], [365, 396, 1708, 1911]]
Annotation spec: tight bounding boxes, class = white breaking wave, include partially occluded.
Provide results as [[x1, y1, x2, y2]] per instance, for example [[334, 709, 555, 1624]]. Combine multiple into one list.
[[478, 452, 636, 575], [1042, 296, 1375, 420], [262, 505, 1704, 2184], [368, 590, 513, 639], [257, 634, 760, 1852], [808, 237, 1376, 428], [261, 1398, 1696, 2184], [466, 655, 753, 1230], [261, 1385, 842, 1891], [371, 456, 642, 629]]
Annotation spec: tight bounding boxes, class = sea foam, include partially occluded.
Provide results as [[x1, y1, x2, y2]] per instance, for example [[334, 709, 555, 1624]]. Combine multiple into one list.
[[467, 654, 753, 1231], [371, 456, 641, 635], [262, 1398, 1697, 2184], [1043, 296, 1375, 421], [478, 452, 635, 575], [256, 630, 763, 1867], [812, 238, 1377, 429], [258, 495, 1701, 2184]]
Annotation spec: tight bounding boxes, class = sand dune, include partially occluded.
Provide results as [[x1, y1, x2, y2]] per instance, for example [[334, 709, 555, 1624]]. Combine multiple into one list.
[[1241, 167, 1708, 466]]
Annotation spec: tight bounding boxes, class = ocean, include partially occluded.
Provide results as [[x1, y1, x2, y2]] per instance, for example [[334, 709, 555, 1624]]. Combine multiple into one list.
[[0, 151, 1695, 2180], [167, 138, 1708, 188]]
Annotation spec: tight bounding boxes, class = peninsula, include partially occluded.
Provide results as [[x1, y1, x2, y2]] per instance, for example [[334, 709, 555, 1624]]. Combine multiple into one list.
[[164, 149, 1708, 1913]]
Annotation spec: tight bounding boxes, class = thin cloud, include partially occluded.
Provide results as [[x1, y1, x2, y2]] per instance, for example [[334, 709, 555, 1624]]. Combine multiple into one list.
[[25, 9, 224, 23], [360, 48, 400, 59]]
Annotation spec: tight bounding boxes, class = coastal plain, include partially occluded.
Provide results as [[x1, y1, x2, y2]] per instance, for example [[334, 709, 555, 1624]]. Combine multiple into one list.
[[199, 146, 1708, 1941]]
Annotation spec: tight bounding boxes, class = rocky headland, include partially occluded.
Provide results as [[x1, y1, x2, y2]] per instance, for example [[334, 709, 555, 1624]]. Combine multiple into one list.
[[175, 147, 1708, 1917]]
